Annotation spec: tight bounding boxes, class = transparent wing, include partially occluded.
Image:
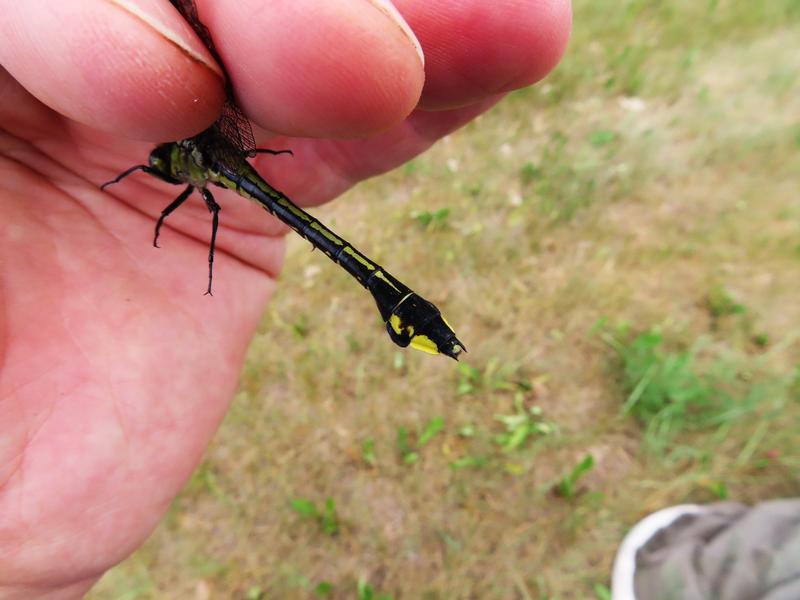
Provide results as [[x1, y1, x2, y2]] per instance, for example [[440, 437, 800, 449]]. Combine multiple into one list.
[[169, 0, 256, 156], [213, 101, 257, 158]]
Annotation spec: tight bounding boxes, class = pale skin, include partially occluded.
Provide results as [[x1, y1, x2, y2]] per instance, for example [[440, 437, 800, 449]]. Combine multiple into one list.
[[0, 0, 571, 597]]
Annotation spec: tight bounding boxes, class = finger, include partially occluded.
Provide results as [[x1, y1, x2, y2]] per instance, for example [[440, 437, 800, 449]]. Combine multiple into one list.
[[197, 0, 426, 139], [395, 0, 572, 109], [0, 0, 226, 141]]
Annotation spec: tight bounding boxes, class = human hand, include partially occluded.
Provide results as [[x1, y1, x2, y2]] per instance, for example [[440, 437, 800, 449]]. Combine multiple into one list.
[[0, 0, 570, 597]]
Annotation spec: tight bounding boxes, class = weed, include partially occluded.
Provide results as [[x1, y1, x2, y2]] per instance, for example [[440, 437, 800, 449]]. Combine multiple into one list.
[[357, 577, 393, 600], [456, 358, 522, 395], [314, 582, 334, 597], [705, 480, 729, 500], [706, 286, 746, 320], [494, 394, 555, 452], [245, 586, 264, 600], [449, 456, 488, 470], [612, 329, 728, 449], [290, 497, 340, 536], [458, 424, 476, 437], [185, 461, 228, 503], [602, 322, 798, 457], [396, 416, 445, 465], [402, 158, 429, 176], [519, 162, 543, 184], [361, 437, 377, 466], [752, 333, 770, 348], [554, 454, 596, 498], [412, 207, 451, 229], [593, 583, 612, 599], [461, 181, 483, 197], [292, 314, 310, 338], [619, 331, 713, 421], [392, 352, 406, 371], [587, 130, 618, 148], [455, 363, 482, 395], [418, 416, 445, 446], [396, 426, 416, 465]]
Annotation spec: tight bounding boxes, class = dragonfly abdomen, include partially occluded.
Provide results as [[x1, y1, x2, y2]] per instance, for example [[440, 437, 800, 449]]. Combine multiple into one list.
[[227, 167, 385, 286], [225, 166, 465, 359]]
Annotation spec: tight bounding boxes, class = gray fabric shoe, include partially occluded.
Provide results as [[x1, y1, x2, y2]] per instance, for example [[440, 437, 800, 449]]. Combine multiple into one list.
[[611, 499, 800, 599]]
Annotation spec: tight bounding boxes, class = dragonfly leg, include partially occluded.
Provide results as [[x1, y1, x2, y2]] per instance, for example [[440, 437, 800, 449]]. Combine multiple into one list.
[[154, 185, 194, 248], [200, 188, 221, 296], [252, 148, 293, 157], [100, 165, 159, 190]]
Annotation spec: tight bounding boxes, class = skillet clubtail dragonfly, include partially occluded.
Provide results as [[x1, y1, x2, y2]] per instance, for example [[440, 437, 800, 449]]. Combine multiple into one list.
[[102, 0, 465, 360]]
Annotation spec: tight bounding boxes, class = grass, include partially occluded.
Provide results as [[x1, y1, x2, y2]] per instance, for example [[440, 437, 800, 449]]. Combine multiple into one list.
[[599, 321, 798, 456], [289, 497, 340, 536], [554, 455, 596, 499], [395, 416, 445, 466], [90, 1, 800, 598]]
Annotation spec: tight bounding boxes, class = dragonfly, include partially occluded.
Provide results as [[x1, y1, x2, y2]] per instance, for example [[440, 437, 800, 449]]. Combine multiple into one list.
[[101, 0, 465, 360]]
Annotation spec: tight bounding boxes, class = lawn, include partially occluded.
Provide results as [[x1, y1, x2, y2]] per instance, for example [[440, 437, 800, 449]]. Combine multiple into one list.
[[91, 1, 800, 598]]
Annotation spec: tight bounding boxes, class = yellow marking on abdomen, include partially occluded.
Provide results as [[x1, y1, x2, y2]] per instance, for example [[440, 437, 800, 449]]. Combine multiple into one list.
[[343, 247, 375, 270], [276, 197, 312, 222], [374, 271, 401, 293], [410, 335, 440, 355], [310, 222, 343, 245]]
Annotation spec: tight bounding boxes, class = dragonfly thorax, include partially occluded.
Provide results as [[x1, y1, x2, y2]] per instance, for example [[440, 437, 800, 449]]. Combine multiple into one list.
[[148, 141, 214, 188]]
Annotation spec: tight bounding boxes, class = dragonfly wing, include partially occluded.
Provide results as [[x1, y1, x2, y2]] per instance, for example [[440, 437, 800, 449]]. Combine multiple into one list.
[[215, 101, 257, 158], [169, 0, 257, 156]]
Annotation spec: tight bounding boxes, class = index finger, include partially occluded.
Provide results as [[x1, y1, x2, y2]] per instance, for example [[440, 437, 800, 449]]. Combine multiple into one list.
[[0, 0, 227, 141]]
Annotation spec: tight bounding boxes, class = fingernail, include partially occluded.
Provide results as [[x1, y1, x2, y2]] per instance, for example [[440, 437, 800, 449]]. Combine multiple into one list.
[[364, 0, 425, 67], [107, 0, 224, 79]]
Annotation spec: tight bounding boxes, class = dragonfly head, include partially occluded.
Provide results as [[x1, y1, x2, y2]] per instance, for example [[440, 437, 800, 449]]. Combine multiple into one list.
[[147, 143, 181, 184]]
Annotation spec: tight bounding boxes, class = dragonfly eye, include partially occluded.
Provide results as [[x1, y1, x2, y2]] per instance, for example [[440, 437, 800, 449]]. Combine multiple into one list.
[[148, 143, 182, 183], [148, 144, 174, 176]]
